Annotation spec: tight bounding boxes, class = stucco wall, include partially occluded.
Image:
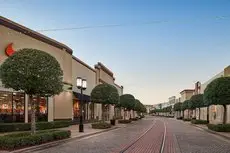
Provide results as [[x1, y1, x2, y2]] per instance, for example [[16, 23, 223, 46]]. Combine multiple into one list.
[[72, 58, 96, 96], [54, 91, 73, 119], [99, 70, 114, 84], [0, 25, 72, 84]]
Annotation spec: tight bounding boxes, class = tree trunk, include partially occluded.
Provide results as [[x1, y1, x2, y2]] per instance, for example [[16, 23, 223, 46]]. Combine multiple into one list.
[[199, 107, 201, 120], [30, 95, 36, 134], [194, 109, 196, 119], [207, 106, 209, 123], [223, 105, 227, 124]]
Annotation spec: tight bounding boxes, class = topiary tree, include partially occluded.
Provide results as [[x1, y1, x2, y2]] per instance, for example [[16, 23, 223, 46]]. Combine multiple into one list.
[[204, 77, 230, 124], [189, 94, 204, 120], [91, 83, 119, 121], [181, 100, 190, 118], [120, 94, 135, 119], [174, 102, 182, 118], [0, 49, 63, 134]]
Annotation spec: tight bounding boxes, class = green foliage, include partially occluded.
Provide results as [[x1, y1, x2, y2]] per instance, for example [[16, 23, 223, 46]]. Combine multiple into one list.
[[204, 77, 230, 106], [181, 100, 190, 111], [154, 106, 172, 113], [91, 122, 111, 129], [118, 119, 132, 124], [134, 99, 146, 113], [0, 121, 71, 133], [183, 118, 191, 122], [191, 120, 208, 124], [174, 102, 182, 111], [0, 130, 71, 150], [120, 94, 135, 110], [189, 94, 204, 109], [207, 124, 230, 132], [91, 83, 119, 105], [0, 49, 63, 96]]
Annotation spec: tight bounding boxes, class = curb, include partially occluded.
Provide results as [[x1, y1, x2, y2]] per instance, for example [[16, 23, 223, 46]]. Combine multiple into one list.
[[10, 126, 120, 153], [191, 124, 230, 141]]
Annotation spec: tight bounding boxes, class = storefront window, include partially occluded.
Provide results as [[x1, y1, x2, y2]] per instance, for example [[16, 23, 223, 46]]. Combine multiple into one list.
[[28, 96, 48, 122], [0, 91, 25, 123]]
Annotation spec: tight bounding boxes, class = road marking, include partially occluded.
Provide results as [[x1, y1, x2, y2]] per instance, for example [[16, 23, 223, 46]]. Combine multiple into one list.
[[119, 120, 156, 153], [160, 121, 167, 153]]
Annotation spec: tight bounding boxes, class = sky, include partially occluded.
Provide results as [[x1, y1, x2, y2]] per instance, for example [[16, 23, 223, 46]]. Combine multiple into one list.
[[0, 0, 230, 105]]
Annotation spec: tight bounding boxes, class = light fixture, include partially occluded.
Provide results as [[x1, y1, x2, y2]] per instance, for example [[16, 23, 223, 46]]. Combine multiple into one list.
[[76, 77, 82, 89], [82, 79, 87, 90]]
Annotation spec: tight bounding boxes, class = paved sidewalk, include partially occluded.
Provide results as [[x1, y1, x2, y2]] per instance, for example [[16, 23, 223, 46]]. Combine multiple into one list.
[[192, 124, 230, 140], [0, 122, 126, 153]]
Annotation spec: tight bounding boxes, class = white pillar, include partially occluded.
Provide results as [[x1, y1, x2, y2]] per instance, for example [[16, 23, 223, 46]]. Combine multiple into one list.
[[25, 94, 28, 123], [109, 105, 115, 120], [48, 97, 54, 122]]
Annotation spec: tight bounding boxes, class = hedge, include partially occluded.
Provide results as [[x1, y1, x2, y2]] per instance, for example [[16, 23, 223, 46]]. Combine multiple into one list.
[[0, 130, 71, 150], [0, 121, 71, 133], [183, 118, 191, 122], [131, 118, 138, 121], [91, 122, 111, 129], [207, 124, 230, 132], [191, 120, 208, 124], [118, 120, 132, 124]]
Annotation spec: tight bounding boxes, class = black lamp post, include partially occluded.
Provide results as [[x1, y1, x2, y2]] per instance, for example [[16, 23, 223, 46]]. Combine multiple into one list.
[[76, 77, 87, 132]]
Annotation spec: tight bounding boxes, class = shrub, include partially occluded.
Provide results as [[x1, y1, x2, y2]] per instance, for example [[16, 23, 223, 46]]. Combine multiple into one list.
[[183, 118, 191, 122], [118, 120, 132, 124], [177, 117, 183, 120], [207, 124, 230, 132], [0, 121, 71, 133], [131, 118, 138, 121], [91, 122, 111, 129], [191, 120, 208, 124], [0, 130, 71, 150]]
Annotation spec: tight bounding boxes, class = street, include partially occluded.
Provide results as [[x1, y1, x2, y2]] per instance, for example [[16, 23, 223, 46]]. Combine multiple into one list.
[[32, 116, 230, 153]]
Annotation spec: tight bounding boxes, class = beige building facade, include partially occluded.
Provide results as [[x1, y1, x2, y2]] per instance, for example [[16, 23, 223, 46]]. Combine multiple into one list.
[[0, 16, 124, 123]]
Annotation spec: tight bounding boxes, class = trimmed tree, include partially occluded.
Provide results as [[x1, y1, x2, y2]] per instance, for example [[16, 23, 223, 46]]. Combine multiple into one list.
[[204, 77, 230, 124], [0, 49, 63, 134], [182, 100, 190, 118], [189, 94, 204, 120], [120, 94, 135, 119], [91, 83, 119, 121], [174, 102, 182, 118]]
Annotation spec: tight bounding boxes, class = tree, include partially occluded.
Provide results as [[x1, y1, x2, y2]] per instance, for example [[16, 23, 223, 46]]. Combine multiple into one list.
[[174, 102, 182, 111], [91, 83, 119, 121], [189, 94, 204, 120], [204, 77, 230, 124], [0, 49, 63, 134], [120, 94, 135, 119], [181, 100, 190, 118]]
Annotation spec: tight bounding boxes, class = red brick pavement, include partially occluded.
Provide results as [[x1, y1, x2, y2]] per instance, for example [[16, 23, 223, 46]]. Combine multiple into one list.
[[115, 119, 177, 153]]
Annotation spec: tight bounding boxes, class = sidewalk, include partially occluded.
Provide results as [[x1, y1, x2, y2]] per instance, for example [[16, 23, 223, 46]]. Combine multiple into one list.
[[181, 120, 230, 141], [192, 124, 230, 140], [0, 122, 126, 153]]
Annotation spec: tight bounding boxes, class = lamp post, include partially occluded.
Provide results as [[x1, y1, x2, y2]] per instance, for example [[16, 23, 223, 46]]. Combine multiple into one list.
[[76, 77, 87, 132]]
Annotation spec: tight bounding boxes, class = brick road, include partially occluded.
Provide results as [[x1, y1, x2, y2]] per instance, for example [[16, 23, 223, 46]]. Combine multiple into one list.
[[31, 116, 230, 153]]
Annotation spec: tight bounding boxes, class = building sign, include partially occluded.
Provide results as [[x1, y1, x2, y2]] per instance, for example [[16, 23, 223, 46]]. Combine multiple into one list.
[[5, 43, 15, 56]]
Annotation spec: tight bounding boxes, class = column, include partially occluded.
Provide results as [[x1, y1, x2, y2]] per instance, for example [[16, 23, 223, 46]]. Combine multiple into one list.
[[24, 94, 28, 123], [48, 97, 54, 122], [109, 105, 115, 120]]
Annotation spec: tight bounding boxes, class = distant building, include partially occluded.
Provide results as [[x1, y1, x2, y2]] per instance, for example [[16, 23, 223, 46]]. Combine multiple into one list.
[[180, 89, 195, 102], [144, 105, 154, 113]]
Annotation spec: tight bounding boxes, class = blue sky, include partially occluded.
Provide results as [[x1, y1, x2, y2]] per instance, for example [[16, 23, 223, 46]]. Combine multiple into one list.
[[1, 0, 230, 104]]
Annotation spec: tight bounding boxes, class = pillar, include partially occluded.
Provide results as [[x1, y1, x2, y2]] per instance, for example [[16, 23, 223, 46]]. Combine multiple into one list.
[[48, 97, 54, 122], [25, 94, 28, 123]]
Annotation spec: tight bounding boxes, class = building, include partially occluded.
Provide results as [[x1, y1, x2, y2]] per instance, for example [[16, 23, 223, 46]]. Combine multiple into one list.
[[0, 16, 124, 123], [199, 65, 230, 124], [145, 105, 154, 114], [180, 89, 194, 102]]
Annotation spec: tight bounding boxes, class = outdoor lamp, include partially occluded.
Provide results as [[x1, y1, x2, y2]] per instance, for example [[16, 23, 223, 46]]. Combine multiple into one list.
[[76, 77, 87, 132]]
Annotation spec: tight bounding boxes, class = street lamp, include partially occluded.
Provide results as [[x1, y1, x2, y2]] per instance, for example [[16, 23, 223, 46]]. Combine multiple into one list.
[[76, 77, 87, 132]]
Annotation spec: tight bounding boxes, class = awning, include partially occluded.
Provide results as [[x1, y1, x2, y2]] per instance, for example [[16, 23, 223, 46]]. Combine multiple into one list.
[[73, 91, 90, 102]]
